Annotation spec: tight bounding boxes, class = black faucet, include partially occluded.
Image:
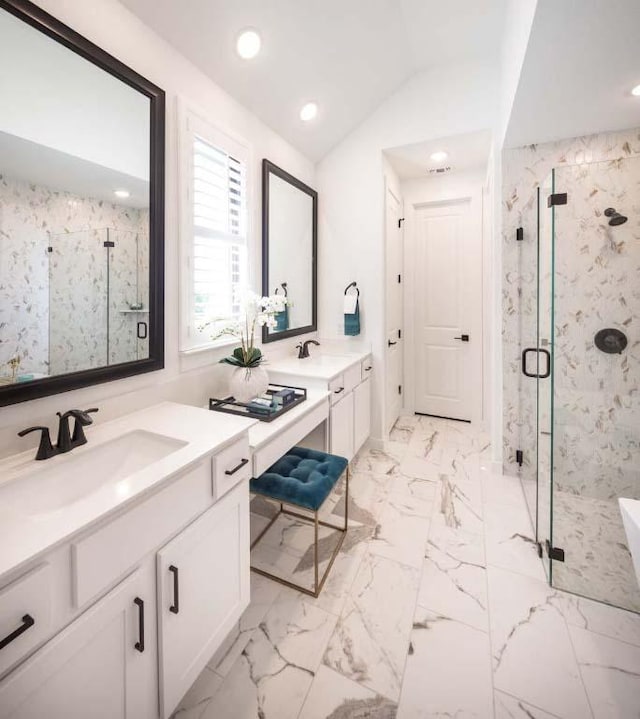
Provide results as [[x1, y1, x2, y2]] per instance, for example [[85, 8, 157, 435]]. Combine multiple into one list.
[[296, 339, 320, 359], [18, 408, 99, 461]]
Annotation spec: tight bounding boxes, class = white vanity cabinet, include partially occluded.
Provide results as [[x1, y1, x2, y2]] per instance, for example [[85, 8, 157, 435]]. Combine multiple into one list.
[[157, 482, 249, 717], [0, 406, 254, 719], [269, 353, 373, 461], [0, 566, 156, 719]]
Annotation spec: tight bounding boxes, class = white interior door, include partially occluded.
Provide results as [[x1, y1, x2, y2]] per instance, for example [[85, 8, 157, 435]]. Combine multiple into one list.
[[413, 199, 480, 421], [385, 184, 403, 434]]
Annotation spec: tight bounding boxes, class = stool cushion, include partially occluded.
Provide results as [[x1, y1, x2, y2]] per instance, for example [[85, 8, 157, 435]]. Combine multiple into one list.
[[250, 446, 348, 512]]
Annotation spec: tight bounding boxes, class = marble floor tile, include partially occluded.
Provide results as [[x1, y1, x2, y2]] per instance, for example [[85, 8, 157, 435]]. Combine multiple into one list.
[[481, 470, 527, 508], [208, 573, 281, 677], [483, 500, 546, 581], [396, 607, 493, 718], [388, 473, 437, 502], [418, 539, 488, 631], [202, 597, 337, 719], [493, 691, 560, 719], [298, 664, 397, 719], [552, 592, 640, 647], [569, 625, 640, 719], [398, 455, 442, 482], [368, 492, 432, 569], [352, 446, 403, 476], [487, 566, 592, 719], [323, 552, 420, 701], [389, 416, 419, 444], [171, 666, 223, 719], [332, 471, 390, 527]]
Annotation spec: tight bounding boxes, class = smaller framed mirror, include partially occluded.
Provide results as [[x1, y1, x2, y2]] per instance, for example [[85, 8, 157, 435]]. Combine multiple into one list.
[[262, 160, 317, 343]]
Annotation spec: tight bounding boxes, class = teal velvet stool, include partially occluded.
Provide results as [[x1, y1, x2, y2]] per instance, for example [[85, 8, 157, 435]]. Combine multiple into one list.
[[249, 446, 349, 597]]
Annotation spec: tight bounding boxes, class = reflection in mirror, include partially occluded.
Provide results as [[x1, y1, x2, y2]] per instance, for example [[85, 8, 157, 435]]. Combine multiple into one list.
[[0, 2, 158, 394], [262, 160, 317, 343]]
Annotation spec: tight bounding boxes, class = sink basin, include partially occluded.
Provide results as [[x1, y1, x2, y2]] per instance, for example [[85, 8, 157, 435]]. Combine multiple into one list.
[[0, 430, 187, 516], [619, 498, 640, 588]]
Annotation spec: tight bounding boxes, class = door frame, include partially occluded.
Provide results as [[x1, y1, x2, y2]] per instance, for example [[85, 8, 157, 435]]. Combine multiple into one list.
[[403, 183, 485, 426]]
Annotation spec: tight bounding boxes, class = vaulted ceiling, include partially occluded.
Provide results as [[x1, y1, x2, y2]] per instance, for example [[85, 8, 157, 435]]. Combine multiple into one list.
[[120, 0, 508, 160]]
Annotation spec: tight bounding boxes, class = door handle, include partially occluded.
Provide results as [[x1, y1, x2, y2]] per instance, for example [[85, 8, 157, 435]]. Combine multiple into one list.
[[137, 321, 148, 340], [388, 340, 397, 347], [133, 597, 145, 653], [454, 334, 470, 342], [169, 565, 179, 614], [0, 614, 34, 651], [522, 348, 551, 378], [333, 387, 345, 394]]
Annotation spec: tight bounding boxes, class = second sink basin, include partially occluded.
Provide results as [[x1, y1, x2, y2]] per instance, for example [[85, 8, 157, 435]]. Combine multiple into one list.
[[0, 429, 187, 516]]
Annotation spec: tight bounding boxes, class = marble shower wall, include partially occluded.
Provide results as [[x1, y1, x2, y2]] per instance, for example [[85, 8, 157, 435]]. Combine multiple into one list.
[[0, 173, 147, 376], [501, 127, 640, 486]]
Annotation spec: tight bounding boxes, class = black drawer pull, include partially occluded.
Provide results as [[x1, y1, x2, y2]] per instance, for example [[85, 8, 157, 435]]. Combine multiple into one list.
[[134, 597, 144, 653], [364, 366, 372, 372], [225, 458, 249, 476], [169, 565, 179, 614], [0, 614, 34, 651], [388, 340, 397, 347], [334, 387, 345, 394]]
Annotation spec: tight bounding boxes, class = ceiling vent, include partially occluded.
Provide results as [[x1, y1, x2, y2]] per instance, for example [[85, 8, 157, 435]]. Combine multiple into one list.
[[428, 166, 452, 175]]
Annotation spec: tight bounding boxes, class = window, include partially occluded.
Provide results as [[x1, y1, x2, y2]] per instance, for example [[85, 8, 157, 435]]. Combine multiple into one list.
[[180, 106, 250, 351]]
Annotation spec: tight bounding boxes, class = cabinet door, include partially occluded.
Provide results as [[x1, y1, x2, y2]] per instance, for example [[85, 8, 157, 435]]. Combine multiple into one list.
[[330, 391, 354, 461], [157, 482, 250, 718], [354, 378, 371, 454], [0, 568, 156, 719]]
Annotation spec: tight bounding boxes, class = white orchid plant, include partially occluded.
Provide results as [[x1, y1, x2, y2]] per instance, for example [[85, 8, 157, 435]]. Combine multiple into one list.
[[200, 291, 288, 369]]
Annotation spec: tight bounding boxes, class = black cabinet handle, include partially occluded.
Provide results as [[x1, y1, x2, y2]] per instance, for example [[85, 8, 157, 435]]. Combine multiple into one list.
[[333, 387, 345, 394], [169, 565, 179, 614], [522, 347, 551, 379], [0, 614, 34, 651], [388, 340, 397, 347], [134, 597, 144, 653], [225, 458, 249, 476]]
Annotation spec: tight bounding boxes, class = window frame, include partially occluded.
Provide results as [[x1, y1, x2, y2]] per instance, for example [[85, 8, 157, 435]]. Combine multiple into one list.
[[178, 99, 253, 353]]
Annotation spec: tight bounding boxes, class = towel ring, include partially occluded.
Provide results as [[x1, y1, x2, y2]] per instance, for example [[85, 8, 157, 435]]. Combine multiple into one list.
[[344, 281, 359, 297], [275, 282, 288, 297]]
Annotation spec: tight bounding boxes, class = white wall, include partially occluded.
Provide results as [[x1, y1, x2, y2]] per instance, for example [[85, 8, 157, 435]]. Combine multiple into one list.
[[0, 0, 316, 459], [400, 169, 487, 426], [317, 60, 499, 441]]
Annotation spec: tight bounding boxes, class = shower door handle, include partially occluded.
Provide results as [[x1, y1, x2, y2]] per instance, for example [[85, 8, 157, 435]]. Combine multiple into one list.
[[137, 321, 148, 340], [522, 347, 551, 379]]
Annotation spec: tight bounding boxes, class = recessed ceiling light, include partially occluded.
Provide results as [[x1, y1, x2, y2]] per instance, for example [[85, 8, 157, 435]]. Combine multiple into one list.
[[631, 84, 640, 97], [114, 189, 130, 199], [300, 102, 318, 122], [236, 29, 261, 60], [430, 151, 448, 163]]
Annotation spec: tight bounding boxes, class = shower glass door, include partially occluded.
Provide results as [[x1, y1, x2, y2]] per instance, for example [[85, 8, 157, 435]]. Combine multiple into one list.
[[544, 157, 640, 612], [535, 177, 554, 582]]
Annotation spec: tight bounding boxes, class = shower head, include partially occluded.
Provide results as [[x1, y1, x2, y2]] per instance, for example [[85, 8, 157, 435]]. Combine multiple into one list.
[[604, 207, 628, 226]]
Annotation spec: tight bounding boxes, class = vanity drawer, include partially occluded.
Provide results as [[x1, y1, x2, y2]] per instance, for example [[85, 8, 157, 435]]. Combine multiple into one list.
[[344, 363, 362, 394], [213, 437, 251, 499], [0, 564, 53, 677], [72, 459, 211, 608], [252, 399, 329, 477], [361, 356, 373, 381], [329, 375, 345, 405]]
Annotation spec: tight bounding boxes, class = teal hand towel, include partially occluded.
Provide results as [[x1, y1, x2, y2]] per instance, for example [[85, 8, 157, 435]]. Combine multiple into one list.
[[274, 305, 289, 332], [344, 300, 360, 336]]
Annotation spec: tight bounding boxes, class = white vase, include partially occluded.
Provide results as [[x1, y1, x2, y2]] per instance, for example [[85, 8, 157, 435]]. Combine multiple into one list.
[[229, 365, 269, 403]]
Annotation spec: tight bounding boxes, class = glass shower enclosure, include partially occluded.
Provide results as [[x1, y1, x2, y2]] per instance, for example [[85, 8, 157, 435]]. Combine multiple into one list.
[[532, 156, 640, 612], [48, 228, 149, 375]]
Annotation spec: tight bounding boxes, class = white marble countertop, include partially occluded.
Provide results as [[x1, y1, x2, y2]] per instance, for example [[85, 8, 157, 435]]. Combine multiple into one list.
[[0, 402, 256, 580], [247, 386, 330, 449], [267, 350, 370, 382]]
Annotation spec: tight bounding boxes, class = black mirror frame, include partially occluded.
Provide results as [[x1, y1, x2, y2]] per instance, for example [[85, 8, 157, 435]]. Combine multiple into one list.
[[0, 0, 165, 407], [261, 159, 317, 344]]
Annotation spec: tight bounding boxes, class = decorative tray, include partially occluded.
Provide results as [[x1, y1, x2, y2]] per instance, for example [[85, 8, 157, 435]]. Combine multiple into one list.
[[208, 383, 307, 422]]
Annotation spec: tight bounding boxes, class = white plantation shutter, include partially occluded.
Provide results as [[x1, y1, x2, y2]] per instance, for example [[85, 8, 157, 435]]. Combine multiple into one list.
[[181, 108, 250, 350]]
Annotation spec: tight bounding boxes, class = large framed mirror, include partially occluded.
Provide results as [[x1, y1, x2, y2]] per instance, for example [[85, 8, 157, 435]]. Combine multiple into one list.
[[0, 0, 165, 406], [261, 159, 317, 343]]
